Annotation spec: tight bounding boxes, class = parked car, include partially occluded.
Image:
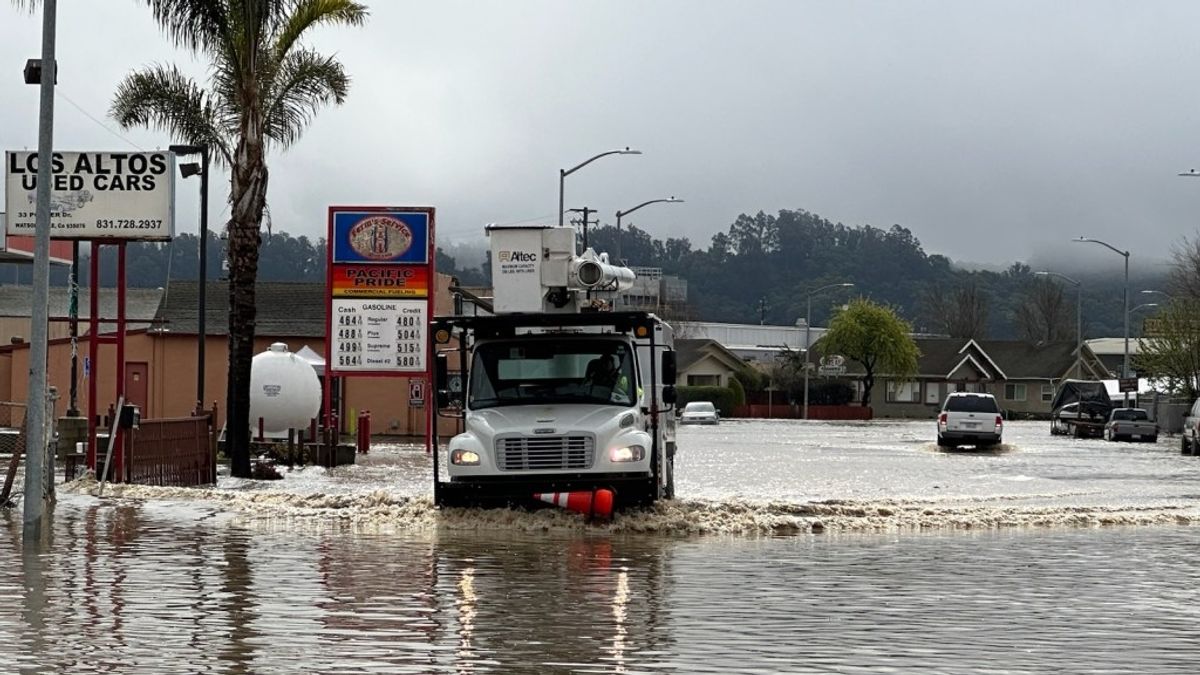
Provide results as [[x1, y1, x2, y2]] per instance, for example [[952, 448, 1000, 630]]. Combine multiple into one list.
[[1103, 408, 1158, 443], [937, 392, 1003, 449], [1049, 380, 1112, 438], [680, 401, 720, 425], [1182, 399, 1200, 454]]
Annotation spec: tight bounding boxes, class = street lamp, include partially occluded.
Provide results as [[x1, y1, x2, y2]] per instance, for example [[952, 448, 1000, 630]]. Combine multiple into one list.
[[170, 143, 210, 408], [803, 282, 854, 420], [1035, 271, 1082, 378], [559, 148, 641, 228], [615, 197, 683, 262], [1074, 236, 1130, 402]]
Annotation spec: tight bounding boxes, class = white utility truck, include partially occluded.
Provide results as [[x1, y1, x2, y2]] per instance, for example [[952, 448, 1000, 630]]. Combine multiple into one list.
[[430, 225, 678, 508]]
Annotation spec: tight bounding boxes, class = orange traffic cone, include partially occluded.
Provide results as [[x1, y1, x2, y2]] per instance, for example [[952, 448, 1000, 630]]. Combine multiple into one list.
[[534, 489, 615, 521]]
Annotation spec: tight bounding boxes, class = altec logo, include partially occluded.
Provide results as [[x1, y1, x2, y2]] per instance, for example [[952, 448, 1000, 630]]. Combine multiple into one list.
[[499, 250, 537, 262]]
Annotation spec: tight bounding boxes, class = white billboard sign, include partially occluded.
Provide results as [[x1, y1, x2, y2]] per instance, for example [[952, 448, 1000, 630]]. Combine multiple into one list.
[[4, 151, 175, 240]]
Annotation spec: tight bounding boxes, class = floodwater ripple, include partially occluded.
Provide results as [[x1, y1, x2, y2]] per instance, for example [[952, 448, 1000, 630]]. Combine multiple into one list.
[[2, 419, 1199, 673]]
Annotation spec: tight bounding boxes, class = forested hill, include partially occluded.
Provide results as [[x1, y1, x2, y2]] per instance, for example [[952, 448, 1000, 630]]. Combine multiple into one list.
[[0, 208, 1164, 340]]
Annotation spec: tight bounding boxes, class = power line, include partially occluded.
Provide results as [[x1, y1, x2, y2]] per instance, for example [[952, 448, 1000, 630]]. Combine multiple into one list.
[[56, 89, 146, 151]]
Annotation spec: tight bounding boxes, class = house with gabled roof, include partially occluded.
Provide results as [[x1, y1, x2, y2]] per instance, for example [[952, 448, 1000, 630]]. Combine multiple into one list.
[[675, 338, 750, 387], [841, 338, 1108, 418]]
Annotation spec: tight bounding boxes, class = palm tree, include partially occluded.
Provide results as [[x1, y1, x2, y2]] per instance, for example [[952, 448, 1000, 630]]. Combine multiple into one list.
[[112, 1, 368, 477]]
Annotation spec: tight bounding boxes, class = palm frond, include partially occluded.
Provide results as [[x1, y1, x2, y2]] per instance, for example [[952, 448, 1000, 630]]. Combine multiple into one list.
[[110, 64, 234, 165], [273, 0, 368, 61], [142, 0, 231, 54], [262, 48, 349, 147]]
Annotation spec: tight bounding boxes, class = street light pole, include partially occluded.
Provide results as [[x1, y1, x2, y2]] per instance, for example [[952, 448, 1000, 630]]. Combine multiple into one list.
[[170, 144, 210, 408], [23, 0, 59, 542], [615, 197, 683, 263], [558, 148, 641, 228], [1035, 271, 1082, 378], [802, 282, 854, 420], [1074, 237, 1130, 403]]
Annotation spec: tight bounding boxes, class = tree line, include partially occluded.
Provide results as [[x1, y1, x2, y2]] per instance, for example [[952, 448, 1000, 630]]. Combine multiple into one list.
[[2, 208, 1163, 343]]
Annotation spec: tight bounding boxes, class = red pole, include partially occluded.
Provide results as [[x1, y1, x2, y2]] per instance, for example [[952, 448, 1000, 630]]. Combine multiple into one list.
[[114, 242, 127, 481], [86, 244, 99, 471]]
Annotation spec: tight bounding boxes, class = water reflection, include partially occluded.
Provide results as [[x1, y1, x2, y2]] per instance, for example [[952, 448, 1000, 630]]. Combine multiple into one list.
[[4, 503, 1200, 672]]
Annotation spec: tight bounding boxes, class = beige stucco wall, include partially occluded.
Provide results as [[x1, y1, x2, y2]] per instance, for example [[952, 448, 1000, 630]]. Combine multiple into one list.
[[680, 353, 729, 387], [3, 273, 461, 437]]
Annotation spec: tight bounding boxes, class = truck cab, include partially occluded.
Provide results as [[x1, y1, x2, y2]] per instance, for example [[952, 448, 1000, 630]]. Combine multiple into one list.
[[430, 225, 678, 509]]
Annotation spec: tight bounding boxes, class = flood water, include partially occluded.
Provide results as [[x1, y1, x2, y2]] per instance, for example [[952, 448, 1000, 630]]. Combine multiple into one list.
[[3, 420, 1200, 673]]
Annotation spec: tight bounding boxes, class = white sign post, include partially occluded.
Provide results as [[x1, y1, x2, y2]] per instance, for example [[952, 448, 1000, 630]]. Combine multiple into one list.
[[4, 151, 175, 240]]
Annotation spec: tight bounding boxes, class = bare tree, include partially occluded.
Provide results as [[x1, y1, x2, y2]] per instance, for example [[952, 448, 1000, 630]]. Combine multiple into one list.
[[1014, 277, 1073, 343], [1169, 234, 1200, 301], [921, 281, 990, 339]]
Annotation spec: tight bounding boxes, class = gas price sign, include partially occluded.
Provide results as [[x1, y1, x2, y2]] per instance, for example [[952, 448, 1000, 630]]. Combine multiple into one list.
[[331, 299, 427, 371], [325, 207, 434, 377]]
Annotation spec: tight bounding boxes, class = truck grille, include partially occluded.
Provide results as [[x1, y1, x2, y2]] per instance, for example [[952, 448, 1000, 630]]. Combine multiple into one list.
[[496, 435, 595, 471]]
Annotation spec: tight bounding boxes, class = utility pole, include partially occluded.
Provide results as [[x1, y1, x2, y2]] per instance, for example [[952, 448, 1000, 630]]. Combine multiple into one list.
[[24, 0, 59, 542], [567, 207, 596, 249]]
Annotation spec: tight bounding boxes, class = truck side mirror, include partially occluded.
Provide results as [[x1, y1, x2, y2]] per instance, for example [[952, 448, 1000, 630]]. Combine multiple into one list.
[[662, 351, 677, 384], [435, 354, 451, 408], [663, 385, 677, 405]]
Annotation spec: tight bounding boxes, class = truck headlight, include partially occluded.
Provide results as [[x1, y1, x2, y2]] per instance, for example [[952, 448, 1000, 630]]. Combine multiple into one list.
[[609, 445, 645, 462], [451, 449, 480, 465]]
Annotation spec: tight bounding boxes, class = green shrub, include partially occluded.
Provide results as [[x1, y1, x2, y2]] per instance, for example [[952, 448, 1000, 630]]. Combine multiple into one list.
[[676, 385, 739, 416], [728, 377, 746, 406]]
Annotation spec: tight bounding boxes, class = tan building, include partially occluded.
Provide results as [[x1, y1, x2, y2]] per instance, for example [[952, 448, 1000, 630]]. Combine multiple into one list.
[[0, 275, 459, 438]]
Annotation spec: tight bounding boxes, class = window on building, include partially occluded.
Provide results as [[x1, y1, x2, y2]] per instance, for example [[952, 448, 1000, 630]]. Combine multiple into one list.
[[1004, 383, 1027, 402], [687, 374, 721, 387], [1041, 385, 1054, 402], [886, 381, 921, 403]]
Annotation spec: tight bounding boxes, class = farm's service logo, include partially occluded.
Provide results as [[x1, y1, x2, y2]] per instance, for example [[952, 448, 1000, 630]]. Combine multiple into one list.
[[349, 216, 413, 260]]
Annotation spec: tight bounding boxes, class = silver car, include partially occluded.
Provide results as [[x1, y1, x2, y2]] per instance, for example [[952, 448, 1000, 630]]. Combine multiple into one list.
[[680, 401, 720, 425]]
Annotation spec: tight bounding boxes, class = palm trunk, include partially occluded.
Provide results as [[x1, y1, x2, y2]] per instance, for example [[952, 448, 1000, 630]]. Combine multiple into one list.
[[225, 130, 268, 479]]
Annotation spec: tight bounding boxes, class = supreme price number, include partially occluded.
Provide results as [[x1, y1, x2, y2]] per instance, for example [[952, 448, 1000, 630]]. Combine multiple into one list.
[[95, 218, 163, 229], [338, 341, 361, 353], [395, 341, 422, 354]]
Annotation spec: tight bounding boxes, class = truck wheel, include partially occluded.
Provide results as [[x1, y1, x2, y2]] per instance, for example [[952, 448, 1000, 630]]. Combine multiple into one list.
[[1183, 436, 1193, 455]]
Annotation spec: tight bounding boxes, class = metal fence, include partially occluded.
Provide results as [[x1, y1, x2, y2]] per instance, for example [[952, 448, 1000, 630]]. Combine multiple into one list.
[[0, 402, 27, 504], [125, 416, 215, 487]]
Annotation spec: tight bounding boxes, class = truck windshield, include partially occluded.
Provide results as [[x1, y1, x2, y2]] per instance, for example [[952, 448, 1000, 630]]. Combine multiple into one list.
[[468, 339, 637, 410]]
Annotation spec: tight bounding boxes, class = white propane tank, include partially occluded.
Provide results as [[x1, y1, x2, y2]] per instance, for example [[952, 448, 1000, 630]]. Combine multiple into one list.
[[249, 342, 322, 435]]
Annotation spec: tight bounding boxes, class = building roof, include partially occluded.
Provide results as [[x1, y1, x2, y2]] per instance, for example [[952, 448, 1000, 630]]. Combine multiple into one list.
[[676, 338, 748, 373], [0, 284, 163, 333], [155, 280, 326, 337], [976, 340, 1090, 380], [0, 284, 163, 321]]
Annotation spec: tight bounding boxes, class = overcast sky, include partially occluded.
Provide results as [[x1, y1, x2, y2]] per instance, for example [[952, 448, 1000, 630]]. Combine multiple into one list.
[[4, 1, 1200, 273]]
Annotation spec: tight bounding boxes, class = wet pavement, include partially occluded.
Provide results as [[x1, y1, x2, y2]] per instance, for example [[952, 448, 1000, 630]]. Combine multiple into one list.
[[2, 419, 1199, 673]]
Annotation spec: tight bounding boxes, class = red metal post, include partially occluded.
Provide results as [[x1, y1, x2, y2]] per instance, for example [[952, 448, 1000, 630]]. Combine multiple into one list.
[[86, 244, 100, 470], [114, 242, 127, 481]]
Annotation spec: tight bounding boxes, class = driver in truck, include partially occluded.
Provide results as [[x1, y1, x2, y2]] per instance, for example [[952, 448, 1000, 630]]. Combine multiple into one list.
[[585, 354, 632, 404]]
